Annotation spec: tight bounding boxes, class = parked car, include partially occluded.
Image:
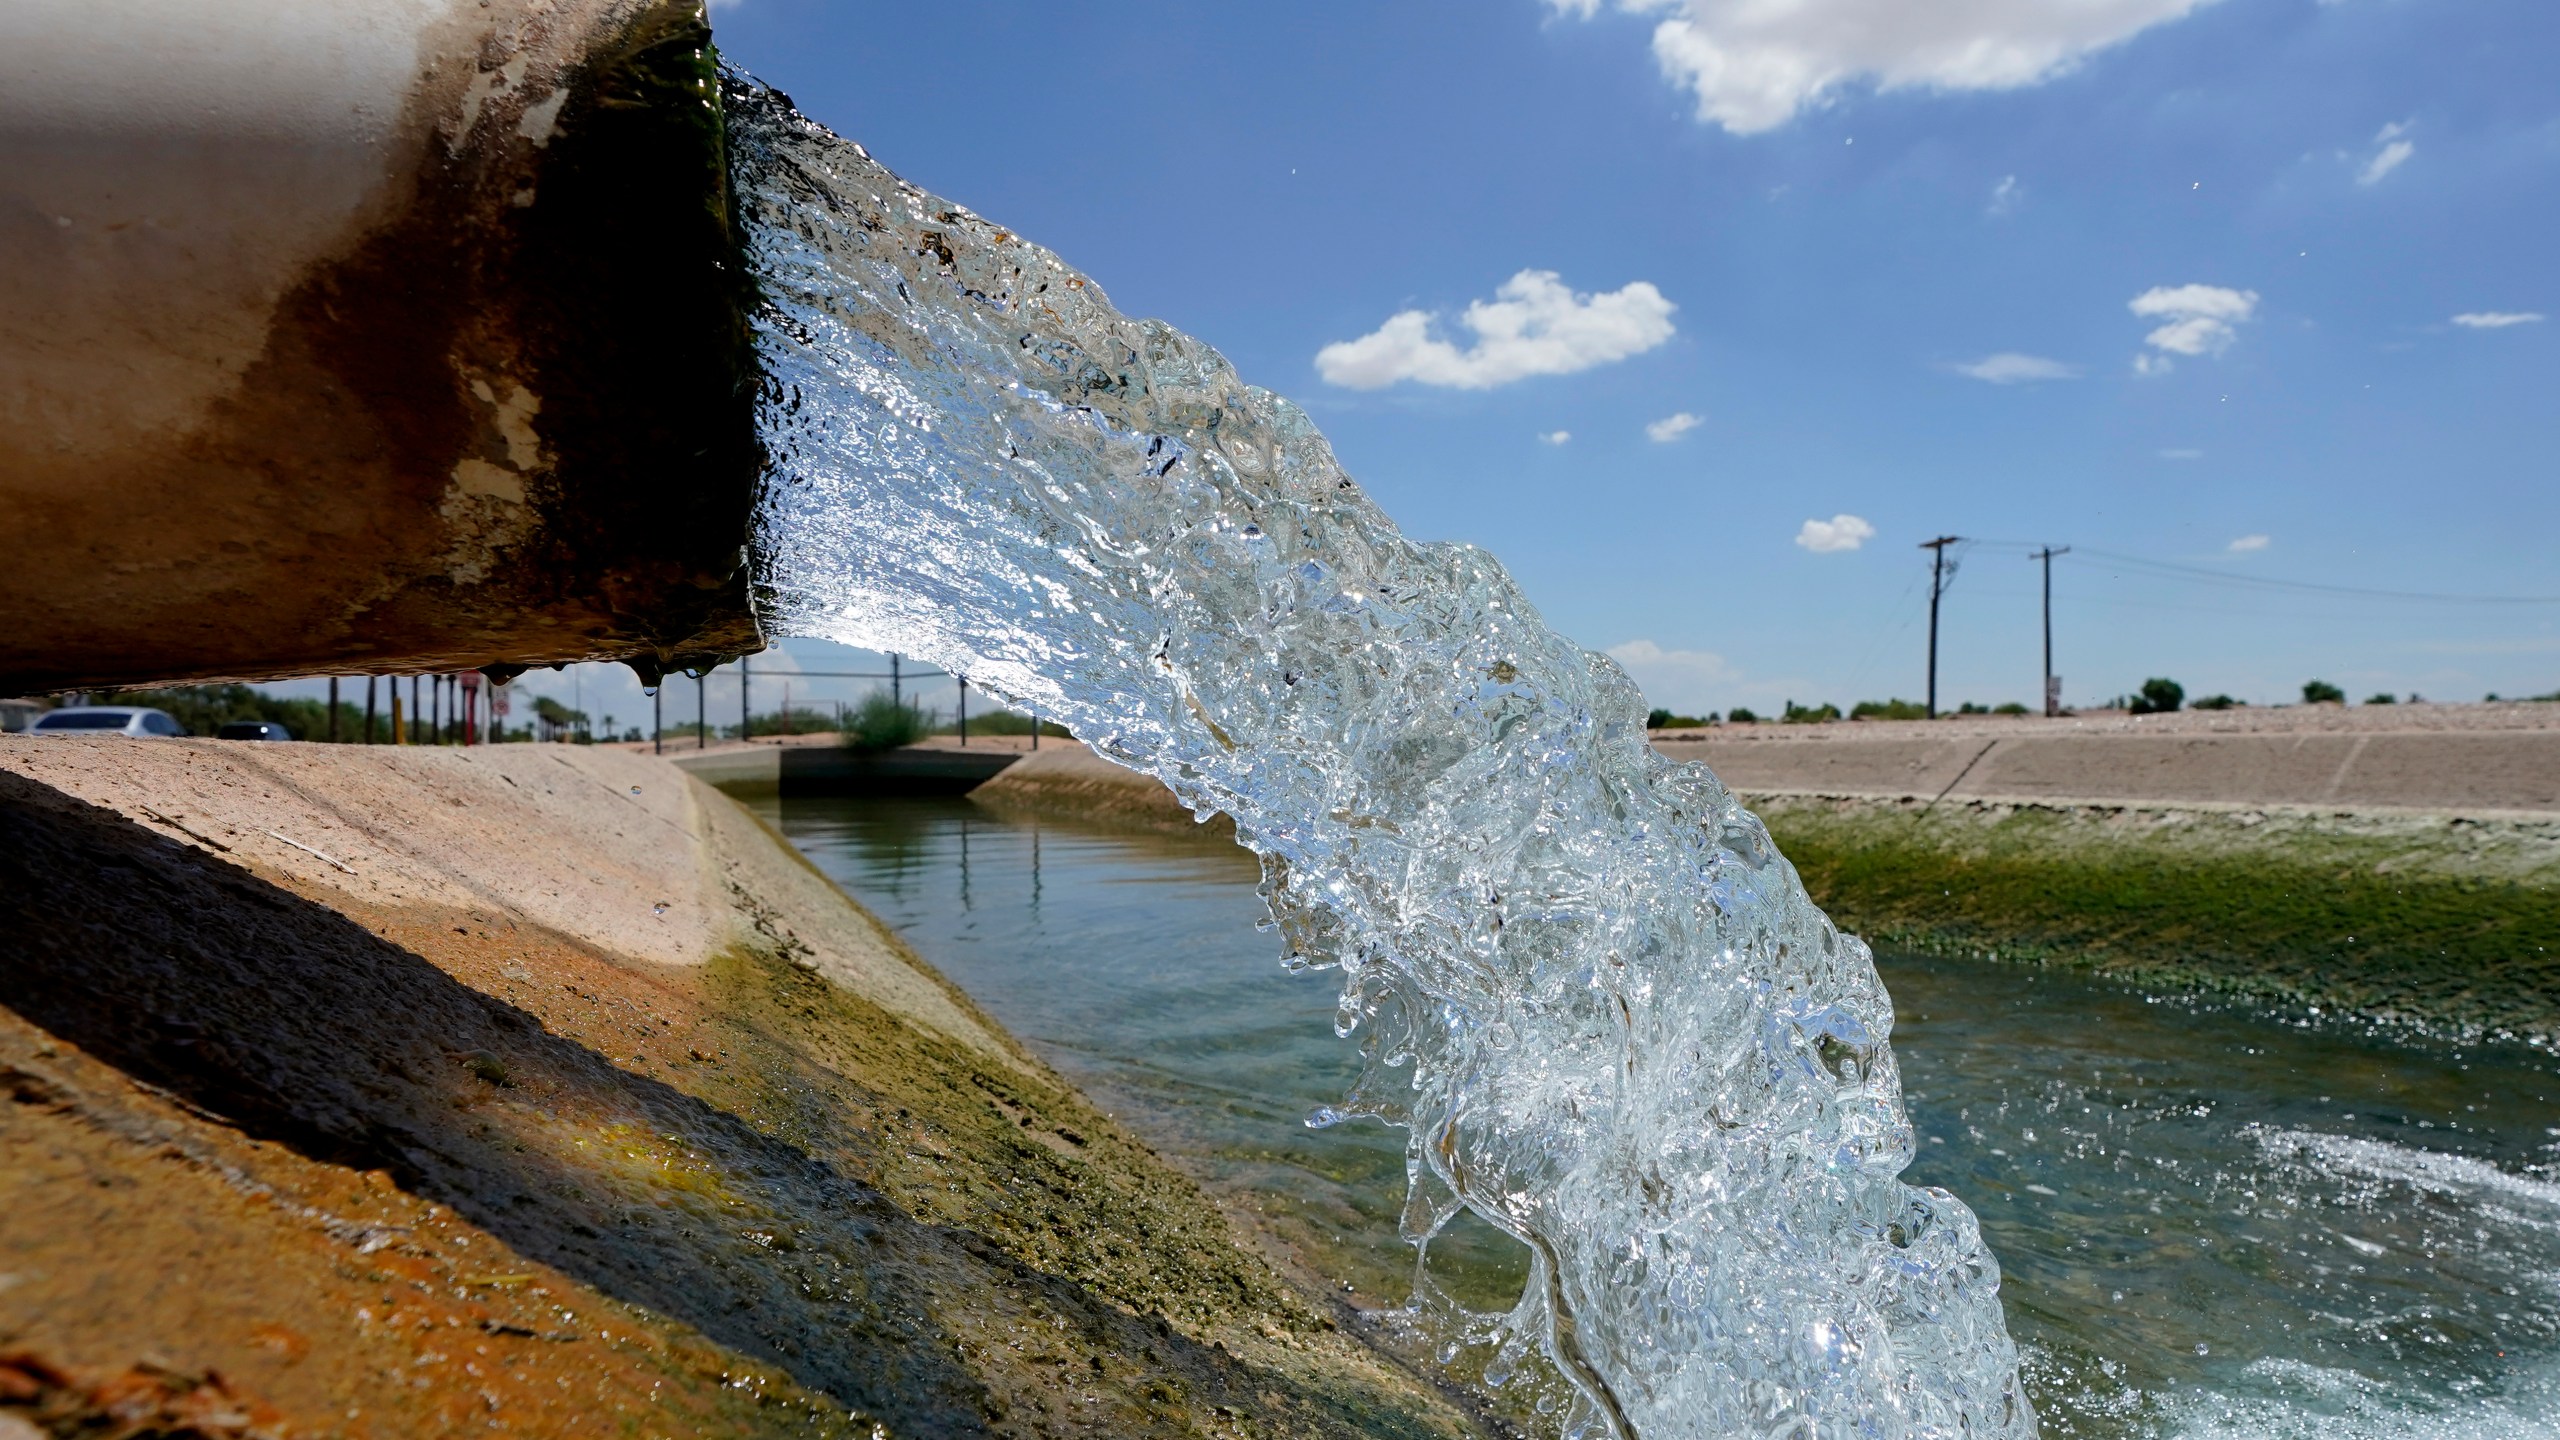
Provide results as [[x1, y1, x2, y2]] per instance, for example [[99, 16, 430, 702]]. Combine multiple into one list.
[[216, 720, 294, 741], [26, 706, 186, 737]]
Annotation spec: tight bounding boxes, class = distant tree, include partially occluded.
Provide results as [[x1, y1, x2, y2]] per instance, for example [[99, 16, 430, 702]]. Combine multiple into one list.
[[2190, 694, 2240, 710], [1992, 701, 2030, 715], [2302, 679, 2346, 705], [530, 695, 586, 742], [1647, 707, 1673, 729], [1956, 701, 1991, 715], [2364, 692, 2397, 706], [1727, 706, 1761, 724], [93, 682, 376, 741], [1849, 698, 1927, 721], [2128, 677, 2185, 715], [1782, 700, 1841, 724]]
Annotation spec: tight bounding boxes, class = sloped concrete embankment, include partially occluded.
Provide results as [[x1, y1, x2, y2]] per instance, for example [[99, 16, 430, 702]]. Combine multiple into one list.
[[0, 738, 1484, 1440], [974, 735, 2560, 1041], [1661, 719, 2560, 1039]]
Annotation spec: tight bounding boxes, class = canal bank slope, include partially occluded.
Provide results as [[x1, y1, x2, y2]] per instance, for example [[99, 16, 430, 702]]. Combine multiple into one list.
[[0, 738, 1485, 1440], [973, 711, 2560, 1041]]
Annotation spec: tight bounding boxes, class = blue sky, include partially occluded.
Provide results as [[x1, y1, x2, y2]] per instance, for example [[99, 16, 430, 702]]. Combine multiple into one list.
[[351, 0, 2560, 729]]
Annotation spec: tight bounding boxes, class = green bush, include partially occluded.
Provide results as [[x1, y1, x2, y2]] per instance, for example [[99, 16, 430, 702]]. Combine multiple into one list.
[[1782, 700, 1841, 724], [1849, 698, 1927, 721], [2128, 677, 2184, 715], [2302, 679, 2346, 705], [2364, 692, 2397, 706], [1727, 707, 1761, 724], [841, 690, 926, 754], [2191, 694, 2240, 710], [1992, 702, 2030, 715]]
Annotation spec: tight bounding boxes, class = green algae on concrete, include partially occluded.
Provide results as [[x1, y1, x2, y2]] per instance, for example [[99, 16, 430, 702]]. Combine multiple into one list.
[[1754, 795, 2560, 1043]]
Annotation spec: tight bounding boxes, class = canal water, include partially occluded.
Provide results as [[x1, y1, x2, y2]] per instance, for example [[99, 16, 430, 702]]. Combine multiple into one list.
[[757, 795, 2560, 1438]]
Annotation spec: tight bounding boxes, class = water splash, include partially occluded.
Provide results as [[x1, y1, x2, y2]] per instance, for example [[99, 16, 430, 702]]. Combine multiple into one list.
[[727, 75, 2032, 1439]]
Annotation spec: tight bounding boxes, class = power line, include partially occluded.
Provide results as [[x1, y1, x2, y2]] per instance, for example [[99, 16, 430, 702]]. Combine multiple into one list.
[[2060, 545, 2560, 606]]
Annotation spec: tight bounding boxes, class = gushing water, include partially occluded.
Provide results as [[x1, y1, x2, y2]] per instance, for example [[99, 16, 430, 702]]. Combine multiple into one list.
[[728, 75, 2032, 1439]]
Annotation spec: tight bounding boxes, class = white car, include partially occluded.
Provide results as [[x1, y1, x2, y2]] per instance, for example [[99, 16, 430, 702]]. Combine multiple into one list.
[[26, 705, 186, 737]]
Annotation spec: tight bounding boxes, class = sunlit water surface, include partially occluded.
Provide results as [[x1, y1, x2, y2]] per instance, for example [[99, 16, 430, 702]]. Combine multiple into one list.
[[759, 795, 2560, 1437]]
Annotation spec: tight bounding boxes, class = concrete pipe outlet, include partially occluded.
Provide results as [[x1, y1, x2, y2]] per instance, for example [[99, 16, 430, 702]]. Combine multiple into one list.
[[0, 0, 765, 693]]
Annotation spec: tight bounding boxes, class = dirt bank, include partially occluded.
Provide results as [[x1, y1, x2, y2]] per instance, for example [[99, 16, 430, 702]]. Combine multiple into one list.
[[1653, 702, 2560, 816], [0, 738, 1487, 1439]]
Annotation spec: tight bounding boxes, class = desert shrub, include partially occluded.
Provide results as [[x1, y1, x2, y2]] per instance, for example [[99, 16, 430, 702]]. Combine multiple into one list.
[[1993, 702, 2030, 715], [2190, 694, 2240, 710], [2363, 692, 2396, 705], [1727, 707, 1761, 724], [1850, 698, 1927, 721], [2302, 679, 2346, 705], [1782, 700, 1841, 724], [841, 690, 926, 754], [2128, 677, 2185, 715]]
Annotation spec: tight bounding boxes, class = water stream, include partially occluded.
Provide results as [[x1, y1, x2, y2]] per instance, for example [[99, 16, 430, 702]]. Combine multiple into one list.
[[737, 69, 2051, 1434], [759, 797, 2560, 1439]]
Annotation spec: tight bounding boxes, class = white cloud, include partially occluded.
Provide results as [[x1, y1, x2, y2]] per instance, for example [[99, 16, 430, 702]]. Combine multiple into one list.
[[2158, 447, 2204, 460], [2356, 120, 2414, 186], [1540, 429, 1574, 445], [1549, 0, 2219, 134], [1795, 513, 1876, 553], [1645, 411, 1703, 442], [1605, 639, 1742, 713], [1988, 174, 2023, 216], [2452, 311, 2544, 329], [2134, 352, 2174, 377], [1315, 270, 1676, 390], [2129, 283, 2258, 362], [2227, 533, 2270, 553], [1951, 352, 2078, 384]]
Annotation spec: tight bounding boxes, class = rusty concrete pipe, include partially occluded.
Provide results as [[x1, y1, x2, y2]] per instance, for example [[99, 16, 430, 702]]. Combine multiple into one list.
[[0, 0, 764, 694]]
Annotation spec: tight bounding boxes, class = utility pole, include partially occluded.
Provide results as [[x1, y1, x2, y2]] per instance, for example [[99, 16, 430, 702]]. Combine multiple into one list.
[[957, 675, 968, 746], [695, 671, 706, 750], [328, 677, 340, 743], [2031, 546, 2070, 717], [364, 676, 376, 744], [739, 657, 750, 742], [890, 653, 902, 710], [1918, 536, 1963, 719], [653, 685, 663, 755]]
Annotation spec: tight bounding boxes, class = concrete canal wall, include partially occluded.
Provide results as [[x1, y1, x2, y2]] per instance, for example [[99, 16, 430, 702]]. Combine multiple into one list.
[[961, 716, 2560, 1040], [0, 737, 1485, 1440]]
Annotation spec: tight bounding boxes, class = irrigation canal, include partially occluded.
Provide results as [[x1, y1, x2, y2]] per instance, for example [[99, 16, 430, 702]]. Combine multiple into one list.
[[759, 794, 2560, 1438]]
